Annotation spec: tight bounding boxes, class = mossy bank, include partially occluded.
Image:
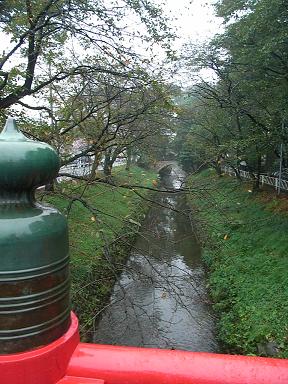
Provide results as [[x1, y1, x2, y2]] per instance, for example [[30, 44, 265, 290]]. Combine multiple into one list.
[[42, 166, 157, 339], [187, 170, 288, 358]]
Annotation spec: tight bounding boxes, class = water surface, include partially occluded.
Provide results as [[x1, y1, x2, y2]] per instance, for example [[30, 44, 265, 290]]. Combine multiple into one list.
[[93, 164, 219, 351]]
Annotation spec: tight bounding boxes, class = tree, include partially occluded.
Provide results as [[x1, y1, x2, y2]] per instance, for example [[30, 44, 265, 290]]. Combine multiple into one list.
[[176, 0, 288, 189], [0, 0, 174, 111]]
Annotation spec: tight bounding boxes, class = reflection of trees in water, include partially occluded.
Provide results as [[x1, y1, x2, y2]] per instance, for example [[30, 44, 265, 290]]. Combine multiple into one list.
[[92, 168, 219, 352]]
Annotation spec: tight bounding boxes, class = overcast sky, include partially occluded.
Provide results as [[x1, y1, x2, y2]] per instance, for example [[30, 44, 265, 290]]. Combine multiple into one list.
[[152, 0, 224, 85], [2, 0, 224, 113], [165, 0, 223, 47], [1, 0, 223, 73]]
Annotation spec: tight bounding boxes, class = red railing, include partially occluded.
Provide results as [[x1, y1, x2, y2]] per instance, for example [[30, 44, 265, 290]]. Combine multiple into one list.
[[2, 314, 288, 384]]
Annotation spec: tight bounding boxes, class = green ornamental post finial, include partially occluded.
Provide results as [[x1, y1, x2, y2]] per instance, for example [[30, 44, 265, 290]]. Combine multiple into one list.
[[0, 117, 71, 354]]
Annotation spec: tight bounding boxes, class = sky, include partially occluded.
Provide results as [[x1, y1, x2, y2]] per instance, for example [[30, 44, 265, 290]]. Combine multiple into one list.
[[165, 0, 223, 47], [0, 0, 223, 70], [0, 0, 223, 74], [154, 0, 224, 86], [1, 0, 224, 114]]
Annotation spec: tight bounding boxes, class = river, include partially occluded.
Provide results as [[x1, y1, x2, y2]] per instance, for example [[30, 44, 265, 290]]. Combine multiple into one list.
[[93, 164, 219, 352]]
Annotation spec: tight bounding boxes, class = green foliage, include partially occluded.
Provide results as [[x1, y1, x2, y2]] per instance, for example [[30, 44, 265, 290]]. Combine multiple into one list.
[[187, 171, 288, 357], [55, 74, 176, 172], [177, 0, 288, 179], [0, 0, 175, 111], [42, 166, 157, 338]]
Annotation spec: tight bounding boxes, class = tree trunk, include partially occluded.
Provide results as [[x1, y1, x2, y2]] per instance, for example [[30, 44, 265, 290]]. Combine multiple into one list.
[[126, 147, 132, 171], [103, 151, 112, 176], [215, 166, 222, 176], [230, 165, 242, 181], [214, 157, 222, 177], [253, 154, 262, 191], [45, 181, 55, 191], [90, 151, 101, 179]]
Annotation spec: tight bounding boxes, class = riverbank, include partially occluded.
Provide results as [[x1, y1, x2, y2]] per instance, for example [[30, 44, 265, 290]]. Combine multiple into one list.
[[187, 169, 288, 358], [42, 166, 157, 339]]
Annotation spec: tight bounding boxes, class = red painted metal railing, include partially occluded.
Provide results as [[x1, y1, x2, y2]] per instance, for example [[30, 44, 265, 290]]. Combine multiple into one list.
[[1, 313, 288, 384], [68, 343, 288, 384]]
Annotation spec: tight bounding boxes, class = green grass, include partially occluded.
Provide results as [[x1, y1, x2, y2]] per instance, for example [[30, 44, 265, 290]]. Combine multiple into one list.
[[42, 166, 157, 338], [187, 169, 288, 357]]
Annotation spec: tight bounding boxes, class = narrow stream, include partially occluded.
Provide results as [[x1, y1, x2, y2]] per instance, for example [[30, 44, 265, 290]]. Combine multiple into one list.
[[93, 164, 219, 352]]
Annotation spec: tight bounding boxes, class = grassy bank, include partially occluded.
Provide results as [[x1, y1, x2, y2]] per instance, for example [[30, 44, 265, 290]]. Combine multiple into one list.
[[43, 166, 157, 338], [187, 170, 288, 357]]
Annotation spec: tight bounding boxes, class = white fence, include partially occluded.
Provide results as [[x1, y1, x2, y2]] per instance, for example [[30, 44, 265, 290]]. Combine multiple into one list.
[[60, 163, 93, 178], [222, 166, 288, 192], [59, 158, 127, 180]]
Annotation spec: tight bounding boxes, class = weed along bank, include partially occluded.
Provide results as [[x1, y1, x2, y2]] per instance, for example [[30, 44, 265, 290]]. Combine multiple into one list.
[[1, 117, 288, 383], [187, 169, 288, 358], [44, 163, 157, 338]]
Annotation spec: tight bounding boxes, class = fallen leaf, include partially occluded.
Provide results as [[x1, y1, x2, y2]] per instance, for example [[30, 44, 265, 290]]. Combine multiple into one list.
[[128, 219, 141, 226]]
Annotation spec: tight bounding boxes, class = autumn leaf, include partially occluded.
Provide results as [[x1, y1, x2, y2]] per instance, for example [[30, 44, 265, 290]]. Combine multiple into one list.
[[128, 219, 141, 226]]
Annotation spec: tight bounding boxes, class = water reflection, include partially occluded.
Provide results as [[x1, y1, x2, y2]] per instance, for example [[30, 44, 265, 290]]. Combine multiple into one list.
[[93, 164, 219, 352]]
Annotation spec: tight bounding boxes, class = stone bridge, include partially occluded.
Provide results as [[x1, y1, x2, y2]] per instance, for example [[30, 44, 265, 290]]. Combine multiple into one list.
[[153, 161, 177, 173]]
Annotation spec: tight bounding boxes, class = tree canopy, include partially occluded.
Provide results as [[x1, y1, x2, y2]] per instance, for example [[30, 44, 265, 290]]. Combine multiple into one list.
[[176, 0, 288, 186], [0, 0, 177, 175]]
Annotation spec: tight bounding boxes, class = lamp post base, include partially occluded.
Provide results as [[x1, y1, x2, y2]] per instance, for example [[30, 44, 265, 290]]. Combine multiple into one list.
[[0, 313, 79, 384]]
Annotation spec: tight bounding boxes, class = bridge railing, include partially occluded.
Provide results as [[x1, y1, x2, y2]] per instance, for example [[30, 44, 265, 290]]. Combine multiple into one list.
[[222, 165, 288, 192]]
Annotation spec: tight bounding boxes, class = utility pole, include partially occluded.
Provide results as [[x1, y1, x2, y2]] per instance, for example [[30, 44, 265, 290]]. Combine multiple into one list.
[[48, 59, 55, 137], [46, 59, 57, 191], [278, 119, 285, 195]]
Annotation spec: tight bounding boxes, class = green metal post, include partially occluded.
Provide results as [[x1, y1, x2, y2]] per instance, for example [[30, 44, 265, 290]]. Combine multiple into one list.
[[0, 117, 71, 354]]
